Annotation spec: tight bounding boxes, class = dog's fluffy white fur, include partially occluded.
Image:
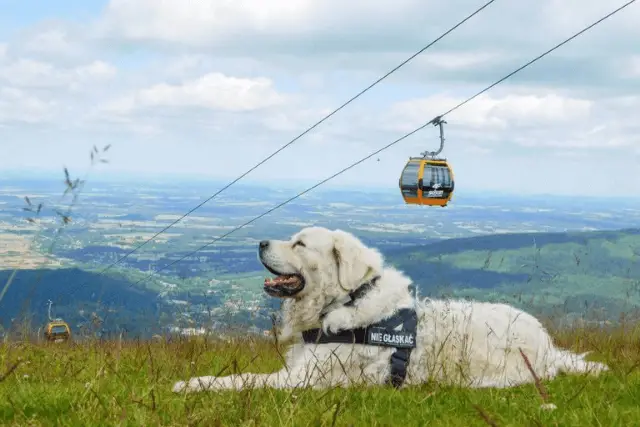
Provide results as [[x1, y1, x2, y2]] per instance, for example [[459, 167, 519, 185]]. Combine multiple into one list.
[[172, 226, 608, 393]]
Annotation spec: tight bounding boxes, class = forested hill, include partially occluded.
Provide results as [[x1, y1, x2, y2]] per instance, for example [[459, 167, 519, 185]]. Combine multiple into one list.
[[0, 269, 161, 336], [386, 228, 640, 322]]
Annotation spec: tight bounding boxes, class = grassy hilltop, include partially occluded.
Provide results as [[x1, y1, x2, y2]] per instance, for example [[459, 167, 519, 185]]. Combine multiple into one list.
[[1, 325, 640, 426]]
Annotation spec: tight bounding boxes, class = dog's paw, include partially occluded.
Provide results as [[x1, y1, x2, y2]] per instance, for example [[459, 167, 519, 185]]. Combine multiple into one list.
[[172, 380, 188, 393], [322, 307, 354, 335], [172, 376, 217, 393]]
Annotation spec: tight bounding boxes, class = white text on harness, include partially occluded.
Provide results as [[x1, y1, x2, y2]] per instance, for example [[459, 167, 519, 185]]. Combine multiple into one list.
[[368, 328, 416, 348]]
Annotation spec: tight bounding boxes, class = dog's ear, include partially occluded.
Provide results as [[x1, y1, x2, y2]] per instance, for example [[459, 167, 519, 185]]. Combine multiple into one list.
[[331, 229, 384, 291]]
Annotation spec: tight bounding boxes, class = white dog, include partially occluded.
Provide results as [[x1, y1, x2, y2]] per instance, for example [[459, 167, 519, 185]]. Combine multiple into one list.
[[172, 226, 608, 393]]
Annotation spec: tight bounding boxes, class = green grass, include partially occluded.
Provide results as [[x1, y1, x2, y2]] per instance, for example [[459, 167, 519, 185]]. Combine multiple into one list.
[[2, 324, 640, 426]]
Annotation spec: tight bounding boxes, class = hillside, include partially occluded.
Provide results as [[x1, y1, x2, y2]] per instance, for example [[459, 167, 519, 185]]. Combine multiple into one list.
[[0, 269, 162, 337], [0, 268, 277, 338], [387, 228, 640, 323]]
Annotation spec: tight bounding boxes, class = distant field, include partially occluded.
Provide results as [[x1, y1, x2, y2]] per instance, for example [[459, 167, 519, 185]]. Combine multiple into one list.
[[0, 232, 63, 269], [2, 323, 640, 426]]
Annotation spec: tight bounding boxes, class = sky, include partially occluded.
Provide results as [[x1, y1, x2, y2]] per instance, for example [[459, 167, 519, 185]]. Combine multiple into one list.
[[1, 0, 640, 197]]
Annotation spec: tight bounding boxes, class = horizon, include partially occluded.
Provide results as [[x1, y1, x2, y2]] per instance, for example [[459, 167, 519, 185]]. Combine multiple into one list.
[[3, 169, 640, 205]]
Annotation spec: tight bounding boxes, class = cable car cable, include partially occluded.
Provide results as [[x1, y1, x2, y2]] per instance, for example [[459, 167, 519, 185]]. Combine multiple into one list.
[[86, 0, 499, 280], [125, 0, 635, 290]]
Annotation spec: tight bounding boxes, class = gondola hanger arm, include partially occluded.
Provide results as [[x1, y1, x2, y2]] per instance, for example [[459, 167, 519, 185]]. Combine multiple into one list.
[[421, 116, 447, 159]]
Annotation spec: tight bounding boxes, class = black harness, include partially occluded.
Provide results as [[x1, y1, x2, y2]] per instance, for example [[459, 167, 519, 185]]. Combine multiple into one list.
[[301, 277, 418, 388]]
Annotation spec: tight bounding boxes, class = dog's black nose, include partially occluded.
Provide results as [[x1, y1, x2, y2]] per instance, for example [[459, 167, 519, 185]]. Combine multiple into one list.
[[259, 240, 270, 250]]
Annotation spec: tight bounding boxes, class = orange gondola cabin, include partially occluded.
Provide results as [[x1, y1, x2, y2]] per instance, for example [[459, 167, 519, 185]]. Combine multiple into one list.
[[44, 320, 71, 343], [398, 117, 455, 207], [399, 158, 454, 206], [43, 300, 71, 343]]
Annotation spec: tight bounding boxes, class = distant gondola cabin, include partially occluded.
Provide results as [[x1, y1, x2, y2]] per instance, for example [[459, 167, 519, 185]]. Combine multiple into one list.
[[399, 158, 454, 207], [44, 320, 71, 343]]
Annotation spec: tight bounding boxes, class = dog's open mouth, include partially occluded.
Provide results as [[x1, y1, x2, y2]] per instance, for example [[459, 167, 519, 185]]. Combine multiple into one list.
[[263, 274, 305, 297], [262, 265, 305, 297]]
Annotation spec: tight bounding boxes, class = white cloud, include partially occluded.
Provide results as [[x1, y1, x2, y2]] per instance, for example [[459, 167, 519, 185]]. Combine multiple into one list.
[[75, 61, 116, 80], [0, 59, 58, 87], [625, 56, 640, 78], [1, 0, 640, 197], [0, 53, 117, 127], [0, 87, 56, 124], [386, 90, 640, 152], [0, 58, 116, 89], [23, 29, 77, 57], [419, 51, 508, 71], [93, 0, 640, 99], [389, 92, 593, 132], [99, 0, 317, 45], [97, 0, 640, 54], [102, 72, 286, 114]]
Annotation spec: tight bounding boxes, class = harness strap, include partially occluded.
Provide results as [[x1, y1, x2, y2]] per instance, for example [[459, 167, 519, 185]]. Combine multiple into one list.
[[345, 277, 379, 306], [387, 348, 411, 388], [302, 306, 418, 389], [319, 276, 380, 321], [301, 327, 364, 344]]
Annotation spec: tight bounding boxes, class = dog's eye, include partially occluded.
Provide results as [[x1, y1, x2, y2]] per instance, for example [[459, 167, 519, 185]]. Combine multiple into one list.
[[293, 240, 306, 248]]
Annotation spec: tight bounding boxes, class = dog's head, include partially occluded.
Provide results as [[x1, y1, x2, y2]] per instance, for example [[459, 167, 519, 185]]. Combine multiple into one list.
[[258, 226, 384, 299]]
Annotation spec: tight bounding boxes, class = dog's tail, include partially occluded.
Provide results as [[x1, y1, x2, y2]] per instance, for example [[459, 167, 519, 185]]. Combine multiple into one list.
[[551, 349, 609, 375]]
